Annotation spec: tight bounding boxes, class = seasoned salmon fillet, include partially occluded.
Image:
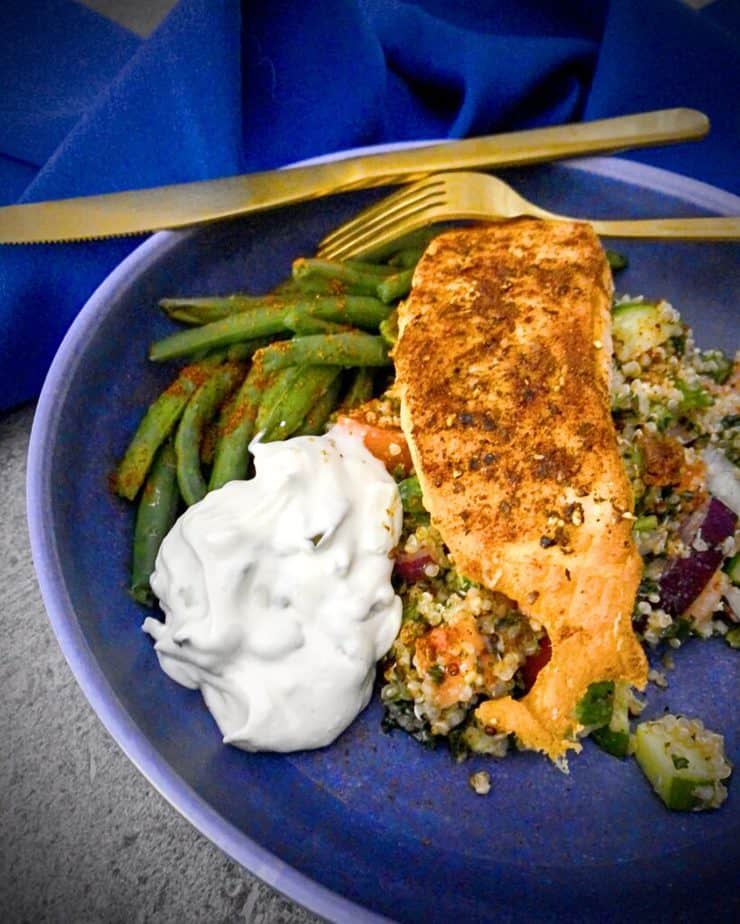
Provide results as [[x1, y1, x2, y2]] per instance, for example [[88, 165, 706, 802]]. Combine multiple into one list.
[[393, 219, 648, 761]]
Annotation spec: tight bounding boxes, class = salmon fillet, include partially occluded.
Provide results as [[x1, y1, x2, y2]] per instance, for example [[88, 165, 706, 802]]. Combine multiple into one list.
[[393, 219, 648, 761]]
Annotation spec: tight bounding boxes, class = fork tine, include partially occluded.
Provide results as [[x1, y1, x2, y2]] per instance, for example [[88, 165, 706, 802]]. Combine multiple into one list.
[[319, 175, 445, 251], [319, 180, 448, 260], [320, 203, 452, 262], [319, 188, 445, 259], [317, 177, 446, 251], [317, 184, 426, 249]]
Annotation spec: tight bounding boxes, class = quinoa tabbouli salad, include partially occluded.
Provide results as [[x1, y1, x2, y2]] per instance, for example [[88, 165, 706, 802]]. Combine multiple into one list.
[[374, 289, 737, 805]]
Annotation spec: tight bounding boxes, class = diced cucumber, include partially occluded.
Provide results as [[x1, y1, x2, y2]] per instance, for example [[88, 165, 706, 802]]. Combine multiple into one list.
[[724, 552, 740, 587], [591, 681, 631, 758], [576, 681, 614, 727], [633, 515, 658, 533], [633, 715, 732, 811], [724, 626, 740, 649], [592, 726, 630, 757], [611, 300, 680, 362], [606, 249, 629, 272], [398, 475, 427, 519]]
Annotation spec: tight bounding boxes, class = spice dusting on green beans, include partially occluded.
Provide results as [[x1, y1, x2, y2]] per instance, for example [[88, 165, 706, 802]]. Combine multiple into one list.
[[113, 237, 738, 810], [114, 251, 421, 603]]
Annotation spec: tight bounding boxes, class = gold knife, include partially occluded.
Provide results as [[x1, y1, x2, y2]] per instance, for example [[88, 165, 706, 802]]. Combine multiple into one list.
[[0, 108, 708, 244]]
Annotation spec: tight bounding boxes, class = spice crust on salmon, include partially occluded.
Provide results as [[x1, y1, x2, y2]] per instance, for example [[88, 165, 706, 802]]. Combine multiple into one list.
[[393, 218, 649, 760]]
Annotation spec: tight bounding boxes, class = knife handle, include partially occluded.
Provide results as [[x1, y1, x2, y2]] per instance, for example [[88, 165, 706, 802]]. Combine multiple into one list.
[[314, 107, 710, 190]]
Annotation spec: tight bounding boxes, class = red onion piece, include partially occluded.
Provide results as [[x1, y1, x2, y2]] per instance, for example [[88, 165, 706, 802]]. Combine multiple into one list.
[[659, 496, 737, 617], [677, 502, 710, 545], [394, 549, 436, 583]]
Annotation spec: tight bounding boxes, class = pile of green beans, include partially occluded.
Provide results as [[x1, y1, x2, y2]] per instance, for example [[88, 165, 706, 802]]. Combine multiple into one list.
[[113, 245, 430, 606]]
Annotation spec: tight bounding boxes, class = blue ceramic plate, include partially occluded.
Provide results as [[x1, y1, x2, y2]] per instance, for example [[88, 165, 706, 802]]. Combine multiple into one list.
[[28, 154, 740, 923]]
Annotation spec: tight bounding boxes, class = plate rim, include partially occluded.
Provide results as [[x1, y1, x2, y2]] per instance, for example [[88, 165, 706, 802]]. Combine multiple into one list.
[[26, 146, 740, 924]]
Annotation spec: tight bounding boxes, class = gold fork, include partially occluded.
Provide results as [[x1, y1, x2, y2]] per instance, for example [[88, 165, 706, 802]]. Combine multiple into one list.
[[317, 171, 740, 260]]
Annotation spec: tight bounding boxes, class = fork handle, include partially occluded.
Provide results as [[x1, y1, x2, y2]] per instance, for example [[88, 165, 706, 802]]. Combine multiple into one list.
[[589, 217, 740, 240]]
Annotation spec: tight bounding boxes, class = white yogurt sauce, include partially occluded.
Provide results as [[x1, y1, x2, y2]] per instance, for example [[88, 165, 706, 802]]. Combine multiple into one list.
[[143, 424, 402, 752]]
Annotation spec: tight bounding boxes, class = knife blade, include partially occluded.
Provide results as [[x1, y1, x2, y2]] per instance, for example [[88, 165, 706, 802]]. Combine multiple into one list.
[[0, 108, 708, 244]]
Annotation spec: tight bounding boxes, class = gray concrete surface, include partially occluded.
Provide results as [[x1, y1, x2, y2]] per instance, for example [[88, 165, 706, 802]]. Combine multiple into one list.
[[81, 0, 179, 37], [0, 404, 321, 923], [0, 4, 322, 920]]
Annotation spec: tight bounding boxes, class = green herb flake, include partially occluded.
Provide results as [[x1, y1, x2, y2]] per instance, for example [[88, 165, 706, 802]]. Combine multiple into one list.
[[428, 663, 445, 685], [668, 333, 687, 357], [381, 700, 437, 748], [676, 378, 714, 413], [724, 626, 740, 650], [660, 617, 692, 642], [701, 349, 732, 385], [648, 403, 674, 432], [671, 754, 690, 770]]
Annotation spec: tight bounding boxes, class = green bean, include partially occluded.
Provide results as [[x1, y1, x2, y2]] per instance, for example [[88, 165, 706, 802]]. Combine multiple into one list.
[[149, 296, 390, 362], [130, 440, 179, 606], [254, 365, 303, 433], [261, 367, 342, 441], [175, 362, 244, 506], [191, 346, 227, 363], [387, 247, 424, 268], [341, 367, 375, 411], [151, 306, 288, 361], [363, 227, 439, 262], [226, 337, 276, 362], [379, 308, 399, 346], [114, 360, 217, 501], [388, 227, 439, 253], [271, 276, 356, 296], [344, 259, 397, 275], [377, 268, 414, 304], [209, 357, 275, 490], [296, 296, 391, 328], [195, 338, 275, 365], [283, 307, 351, 336], [293, 376, 343, 436], [260, 332, 390, 372], [200, 418, 220, 467], [159, 294, 289, 326], [289, 276, 344, 295], [269, 277, 301, 295], [292, 257, 385, 296]]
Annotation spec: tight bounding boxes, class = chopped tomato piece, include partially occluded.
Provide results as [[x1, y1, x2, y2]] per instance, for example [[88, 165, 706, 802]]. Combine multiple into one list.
[[335, 414, 413, 474], [519, 633, 552, 693], [414, 616, 486, 709]]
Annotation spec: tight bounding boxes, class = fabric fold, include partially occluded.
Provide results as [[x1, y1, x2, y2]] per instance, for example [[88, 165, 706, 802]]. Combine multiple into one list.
[[0, 0, 244, 410], [583, 0, 740, 190], [0, 0, 737, 412]]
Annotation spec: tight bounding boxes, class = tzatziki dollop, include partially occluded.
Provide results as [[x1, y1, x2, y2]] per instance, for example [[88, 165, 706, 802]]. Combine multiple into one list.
[[143, 424, 402, 752]]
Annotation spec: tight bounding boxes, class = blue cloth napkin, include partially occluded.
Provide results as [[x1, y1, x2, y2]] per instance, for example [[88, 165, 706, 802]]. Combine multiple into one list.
[[1, 0, 737, 412]]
